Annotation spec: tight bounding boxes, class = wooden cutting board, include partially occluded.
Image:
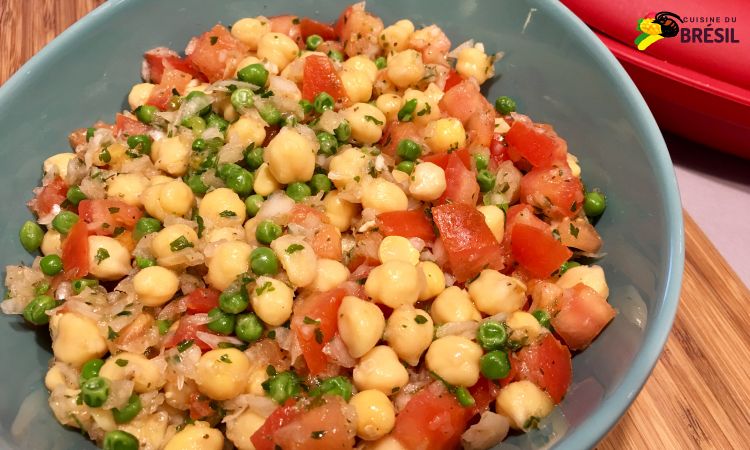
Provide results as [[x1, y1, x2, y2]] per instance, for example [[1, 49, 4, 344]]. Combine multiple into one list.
[[2, 1, 749, 449]]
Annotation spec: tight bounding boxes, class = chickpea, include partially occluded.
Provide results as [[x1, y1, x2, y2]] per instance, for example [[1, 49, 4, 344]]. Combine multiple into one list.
[[107, 173, 149, 207], [87, 236, 131, 281], [227, 116, 266, 149], [51, 313, 108, 367], [425, 335, 483, 386], [338, 296, 386, 358], [343, 55, 379, 82], [253, 162, 282, 196], [151, 224, 199, 264], [226, 409, 265, 450], [402, 88, 440, 125], [430, 286, 481, 324], [195, 348, 251, 400], [44, 364, 69, 391], [456, 45, 494, 84], [270, 235, 318, 288], [133, 266, 180, 307], [366, 437, 408, 450], [375, 94, 403, 122], [328, 147, 372, 190], [409, 162, 446, 201], [204, 226, 244, 244], [353, 346, 409, 395], [231, 16, 271, 50], [257, 32, 299, 70], [467, 269, 527, 315], [417, 261, 445, 300], [342, 103, 387, 145], [506, 311, 546, 343], [311, 258, 350, 292], [365, 260, 421, 308], [476, 205, 505, 242], [43, 153, 76, 178], [380, 19, 415, 53], [251, 276, 294, 326], [556, 265, 609, 298], [128, 83, 155, 110], [205, 240, 252, 291], [424, 118, 466, 153], [41, 229, 62, 256], [383, 305, 433, 365], [378, 235, 420, 265], [341, 68, 374, 103], [350, 390, 396, 440], [151, 136, 191, 177], [386, 49, 424, 89], [361, 178, 408, 213], [141, 178, 195, 221], [163, 421, 224, 450], [198, 187, 247, 226], [264, 127, 316, 184], [323, 190, 360, 231], [495, 380, 554, 430], [99, 352, 164, 393]]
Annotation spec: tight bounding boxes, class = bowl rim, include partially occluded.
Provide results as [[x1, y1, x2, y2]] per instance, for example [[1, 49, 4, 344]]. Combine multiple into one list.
[[0, 0, 685, 449]]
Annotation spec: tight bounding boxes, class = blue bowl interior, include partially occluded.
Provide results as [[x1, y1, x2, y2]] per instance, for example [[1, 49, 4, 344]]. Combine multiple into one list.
[[0, 0, 683, 449]]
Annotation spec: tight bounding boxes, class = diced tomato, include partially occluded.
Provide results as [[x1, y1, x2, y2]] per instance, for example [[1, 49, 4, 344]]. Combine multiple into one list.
[[164, 315, 213, 351], [380, 121, 424, 156], [143, 47, 206, 84], [61, 220, 89, 280], [443, 69, 465, 92], [511, 223, 572, 278], [436, 152, 479, 206], [377, 210, 435, 242], [438, 79, 495, 148], [468, 377, 500, 416], [251, 401, 302, 450], [312, 224, 343, 260], [393, 382, 471, 450], [302, 55, 347, 104], [300, 17, 337, 40], [489, 133, 509, 170], [513, 334, 572, 403], [113, 230, 136, 252], [185, 288, 221, 314], [347, 232, 382, 272], [291, 288, 346, 374], [273, 397, 356, 450], [28, 177, 68, 216], [520, 166, 584, 219], [146, 68, 193, 110], [422, 147, 472, 171], [78, 199, 142, 236], [333, 5, 354, 38], [188, 392, 214, 420], [186, 24, 249, 82], [431, 203, 504, 282], [114, 113, 152, 137], [270, 15, 304, 47], [505, 116, 568, 168], [551, 283, 616, 351]]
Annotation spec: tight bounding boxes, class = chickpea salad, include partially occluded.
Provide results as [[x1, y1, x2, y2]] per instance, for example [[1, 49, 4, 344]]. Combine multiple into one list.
[[4, 2, 615, 450]]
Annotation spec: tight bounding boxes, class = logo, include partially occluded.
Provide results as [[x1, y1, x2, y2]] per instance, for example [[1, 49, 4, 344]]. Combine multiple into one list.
[[635, 11, 682, 51]]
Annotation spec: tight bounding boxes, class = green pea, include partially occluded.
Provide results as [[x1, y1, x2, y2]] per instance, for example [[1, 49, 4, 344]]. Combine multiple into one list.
[[231, 88, 255, 112], [583, 190, 607, 217], [33, 280, 51, 295], [103, 430, 139, 450], [200, 151, 220, 170], [559, 260, 580, 275], [309, 174, 332, 195], [226, 168, 255, 196], [19, 221, 43, 252], [86, 127, 96, 142], [51, 211, 79, 234], [22, 295, 57, 325], [192, 138, 207, 152], [217, 163, 240, 180], [258, 103, 281, 125], [81, 376, 109, 407], [185, 174, 209, 195], [156, 320, 171, 335], [306, 34, 323, 50], [395, 161, 415, 174], [473, 153, 489, 171], [245, 194, 264, 217], [206, 113, 229, 132], [66, 186, 87, 206], [477, 321, 508, 351], [310, 376, 353, 401], [134, 104, 157, 124], [135, 256, 156, 269], [112, 394, 142, 424], [219, 290, 249, 314], [126, 134, 153, 155], [477, 169, 496, 192], [396, 139, 421, 161], [255, 220, 282, 244], [207, 307, 236, 335], [397, 98, 418, 122], [283, 114, 298, 127], [494, 96, 517, 115], [181, 115, 206, 135], [185, 90, 212, 115], [235, 313, 264, 342], [167, 95, 183, 112], [133, 217, 162, 240], [40, 254, 63, 276], [531, 310, 552, 330], [237, 63, 269, 88], [313, 92, 335, 114], [71, 278, 99, 294], [80, 358, 105, 383], [480, 350, 511, 380], [453, 386, 476, 407], [244, 146, 264, 170], [334, 120, 351, 142], [375, 56, 387, 69], [251, 247, 279, 276], [316, 131, 338, 156], [299, 99, 313, 115], [286, 182, 311, 202], [263, 370, 300, 404], [327, 50, 344, 62]]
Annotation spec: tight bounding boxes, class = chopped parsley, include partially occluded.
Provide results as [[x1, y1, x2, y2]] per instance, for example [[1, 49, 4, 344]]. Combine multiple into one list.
[[314, 328, 324, 344], [255, 281, 275, 295], [94, 248, 110, 264], [177, 339, 194, 352], [303, 316, 320, 325], [170, 235, 194, 252], [196, 215, 205, 238], [417, 102, 432, 116], [286, 243, 305, 254], [107, 326, 119, 340], [311, 431, 326, 439], [219, 354, 232, 364], [569, 223, 580, 238], [219, 210, 237, 217], [99, 148, 111, 163], [414, 315, 428, 324], [209, 36, 218, 45], [364, 115, 384, 125], [397, 98, 418, 122], [108, 207, 120, 213], [115, 359, 129, 367]]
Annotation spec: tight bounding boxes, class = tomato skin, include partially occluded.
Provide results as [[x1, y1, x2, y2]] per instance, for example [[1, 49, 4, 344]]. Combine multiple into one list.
[[143, 48, 206, 84], [510, 223, 572, 278], [520, 166, 584, 219], [513, 334, 572, 404], [302, 55, 347, 104], [185, 288, 221, 314], [377, 210, 435, 242], [300, 17, 337, 40], [273, 396, 356, 450], [380, 121, 424, 156], [188, 392, 214, 420], [431, 203, 504, 282], [114, 113, 151, 137], [78, 199, 143, 236], [269, 15, 304, 47], [251, 401, 302, 450], [551, 283, 616, 351], [29, 177, 68, 216], [164, 315, 212, 351], [505, 117, 568, 168], [187, 24, 249, 82], [393, 383, 471, 450], [436, 152, 479, 206], [443, 69, 464, 92], [291, 288, 346, 374], [468, 377, 500, 416], [61, 220, 90, 280], [146, 68, 193, 110]]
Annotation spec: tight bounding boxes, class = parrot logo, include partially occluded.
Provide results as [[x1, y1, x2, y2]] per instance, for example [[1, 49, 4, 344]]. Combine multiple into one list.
[[635, 11, 683, 51]]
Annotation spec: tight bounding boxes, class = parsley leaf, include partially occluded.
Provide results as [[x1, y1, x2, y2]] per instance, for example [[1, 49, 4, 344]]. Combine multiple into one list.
[[569, 223, 579, 238], [94, 248, 110, 264], [255, 281, 275, 296], [414, 315, 428, 324], [286, 243, 305, 254], [219, 210, 237, 217], [170, 235, 194, 252], [177, 340, 194, 352], [219, 354, 232, 363], [115, 359, 129, 367], [364, 115, 384, 125]]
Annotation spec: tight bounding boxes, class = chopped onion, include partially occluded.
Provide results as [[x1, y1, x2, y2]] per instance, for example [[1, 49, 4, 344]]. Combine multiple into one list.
[[256, 192, 295, 221], [196, 331, 244, 350], [436, 321, 479, 339], [323, 335, 356, 368], [461, 411, 510, 450]]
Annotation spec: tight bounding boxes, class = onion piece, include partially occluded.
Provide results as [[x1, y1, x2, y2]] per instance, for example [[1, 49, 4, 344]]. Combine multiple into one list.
[[461, 411, 510, 450]]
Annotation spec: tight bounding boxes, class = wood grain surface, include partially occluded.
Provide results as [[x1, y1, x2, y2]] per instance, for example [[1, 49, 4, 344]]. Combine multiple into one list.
[[2, 1, 749, 449]]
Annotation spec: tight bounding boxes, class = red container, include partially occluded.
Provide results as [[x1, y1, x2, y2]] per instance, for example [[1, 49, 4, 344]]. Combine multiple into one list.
[[562, 0, 750, 159]]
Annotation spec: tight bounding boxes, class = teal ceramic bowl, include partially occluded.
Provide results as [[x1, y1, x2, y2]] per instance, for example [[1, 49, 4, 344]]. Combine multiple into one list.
[[0, 0, 684, 448]]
